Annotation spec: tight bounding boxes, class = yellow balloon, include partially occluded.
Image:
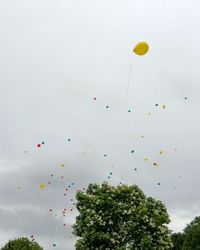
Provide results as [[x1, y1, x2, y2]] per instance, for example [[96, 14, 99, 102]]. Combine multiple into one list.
[[39, 183, 45, 190], [133, 41, 149, 56]]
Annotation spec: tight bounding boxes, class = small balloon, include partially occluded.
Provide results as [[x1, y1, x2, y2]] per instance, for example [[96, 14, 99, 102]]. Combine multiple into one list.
[[39, 183, 45, 189], [162, 105, 166, 109], [37, 144, 41, 148], [60, 163, 65, 168], [133, 41, 149, 56]]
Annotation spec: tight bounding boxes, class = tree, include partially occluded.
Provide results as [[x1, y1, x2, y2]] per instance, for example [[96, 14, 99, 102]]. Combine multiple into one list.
[[1, 237, 43, 250], [182, 216, 200, 250], [73, 182, 173, 250], [171, 232, 184, 250]]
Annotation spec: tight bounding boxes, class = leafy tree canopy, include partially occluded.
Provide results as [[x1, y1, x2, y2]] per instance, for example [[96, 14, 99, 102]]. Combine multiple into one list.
[[182, 216, 200, 250], [1, 237, 43, 250], [73, 182, 172, 250], [171, 232, 184, 250]]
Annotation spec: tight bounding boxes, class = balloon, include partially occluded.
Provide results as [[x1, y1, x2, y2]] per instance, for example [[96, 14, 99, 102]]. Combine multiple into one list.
[[39, 183, 45, 189], [133, 42, 149, 56], [60, 163, 65, 168]]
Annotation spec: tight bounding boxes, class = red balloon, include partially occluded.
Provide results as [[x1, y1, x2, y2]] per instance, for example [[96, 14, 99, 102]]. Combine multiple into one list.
[[37, 144, 41, 148]]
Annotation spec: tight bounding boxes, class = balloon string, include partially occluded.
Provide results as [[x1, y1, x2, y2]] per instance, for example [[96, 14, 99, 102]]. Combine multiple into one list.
[[127, 63, 132, 94]]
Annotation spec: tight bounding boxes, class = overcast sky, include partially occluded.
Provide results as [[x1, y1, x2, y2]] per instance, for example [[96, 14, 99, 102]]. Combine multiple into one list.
[[1, 0, 200, 249]]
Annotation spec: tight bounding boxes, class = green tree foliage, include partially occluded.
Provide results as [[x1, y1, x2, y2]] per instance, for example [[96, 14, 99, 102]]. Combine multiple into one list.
[[182, 216, 200, 250], [73, 182, 172, 250], [171, 232, 184, 250], [1, 237, 43, 250]]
